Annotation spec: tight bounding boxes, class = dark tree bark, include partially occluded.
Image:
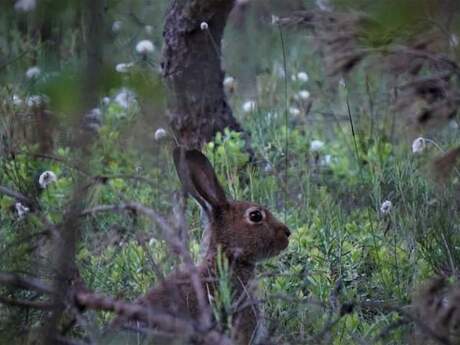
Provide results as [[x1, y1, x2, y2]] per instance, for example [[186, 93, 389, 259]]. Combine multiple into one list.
[[162, 0, 242, 148]]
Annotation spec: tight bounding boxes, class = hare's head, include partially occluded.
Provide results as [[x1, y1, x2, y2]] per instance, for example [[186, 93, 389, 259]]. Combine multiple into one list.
[[174, 148, 290, 263]]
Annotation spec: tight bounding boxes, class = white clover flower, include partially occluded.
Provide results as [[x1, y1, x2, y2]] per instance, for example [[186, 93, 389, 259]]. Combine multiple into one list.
[[297, 71, 309, 82], [12, 94, 23, 106], [85, 108, 102, 124], [339, 78, 346, 87], [115, 88, 136, 109], [115, 62, 134, 73], [412, 137, 426, 153], [289, 107, 301, 116], [316, 0, 332, 11], [310, 140, 324, 152], [271, 15, 279, 25], [145, 25, 153, 34], [25, 66, 41, 79], [380, 200, 392, 215], [263, 163, 273, 173], [38, 171, 57, 189], [26, 95, 45, 107], [112, 20, 122, 33], [223, 76, 236, 93], [320, 154, 332, 166], [15, 202, 30, 219], [274, 63, 285, 78], [298, 90, 310, 100], [154, 128, 167, 141], [450, 34, 459, 48], [200, 22, 208, 30], [135, 40, 155, 55], [14, 0, 36, 12], [242, 100, 256, 113], [102, 97, 111, 105]]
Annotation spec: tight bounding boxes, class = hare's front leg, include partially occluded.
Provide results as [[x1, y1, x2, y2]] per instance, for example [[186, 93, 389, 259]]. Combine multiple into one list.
[[232, 304, 260, 345]]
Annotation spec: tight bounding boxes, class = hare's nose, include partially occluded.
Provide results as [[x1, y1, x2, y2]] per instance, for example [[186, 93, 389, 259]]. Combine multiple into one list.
[[282, 226, 291, 238]]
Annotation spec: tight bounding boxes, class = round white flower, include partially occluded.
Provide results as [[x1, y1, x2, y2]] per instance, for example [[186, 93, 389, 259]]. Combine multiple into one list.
[[297, 71, 309, 82], [449, 120, 458, 129], [112, 21, 122, 33], [310, 140, 324, 152], [25, 66, 41, 79], [263, 163, 273, 173], [200, 22, 209, 30], [274, 63, 285, 78], [320, 154, 333, 166], [450, 34, 459, 48], [412, 137, 426, 153], [298, 90, 310, 100], [135, 40, 155, 54], [271, 15, 279, 25], [380, 200, 392, 215], [339, 78, 346, 87], [14, 0, 36, 12], [26, 95, 45, 107], [12, 94, 23, 106], [316, 0, 332, 11], [223, 76, 236, 93], [154, 128, 167, 141], [289, 107, 301, 116], [115, 62, 134, 73], [85, 108, 102, 124], [223, 76, 235, 87], [115, 89, 136, 109], [15, 202, 30, 219], [242, 100, 256, 113], [102, 97, 111, 105], [145, 25, 153, 35], [38, 171, 57, 189]]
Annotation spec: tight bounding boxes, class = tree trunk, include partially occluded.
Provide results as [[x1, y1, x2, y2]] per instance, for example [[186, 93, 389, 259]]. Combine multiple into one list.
[[162, 0, 242, 148]]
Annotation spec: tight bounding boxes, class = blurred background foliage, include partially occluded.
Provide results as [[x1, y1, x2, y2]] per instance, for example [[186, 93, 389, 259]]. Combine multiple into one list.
[[1, 0, 460, 344]]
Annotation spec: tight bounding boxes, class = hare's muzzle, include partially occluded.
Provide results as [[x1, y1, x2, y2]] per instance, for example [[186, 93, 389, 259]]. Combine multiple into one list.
[[276, 224, 291, 252], [283, 226, 291, 238]]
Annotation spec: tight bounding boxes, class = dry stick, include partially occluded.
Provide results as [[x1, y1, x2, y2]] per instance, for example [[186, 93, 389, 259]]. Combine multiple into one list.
[[359, 301, 452, 345], [0, 185, 34, 206], [0, 272, 54, 295], [0, 295, 54, 310], [74, 290, 231, 345], [172, 191, 189, 249], [0, 230, 50, 259], [53, 336, 89, 345], [0, 272, 228, 344], [81, 202, 212, 331], [75, 290, 195, 335]]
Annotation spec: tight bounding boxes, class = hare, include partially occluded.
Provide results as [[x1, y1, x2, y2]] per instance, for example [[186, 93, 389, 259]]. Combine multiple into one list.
[[130, 148, 291, 344]]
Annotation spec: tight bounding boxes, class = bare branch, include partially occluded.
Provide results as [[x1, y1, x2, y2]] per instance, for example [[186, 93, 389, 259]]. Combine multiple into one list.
[[0, 295, 54, 310], [81, 202, 212, 329], [0, 272, 54, 295], [0, 185, 34, 206]]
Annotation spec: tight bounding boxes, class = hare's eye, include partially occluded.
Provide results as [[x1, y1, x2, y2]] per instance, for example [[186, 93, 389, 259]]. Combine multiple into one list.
[[249, 210, 263, 223]]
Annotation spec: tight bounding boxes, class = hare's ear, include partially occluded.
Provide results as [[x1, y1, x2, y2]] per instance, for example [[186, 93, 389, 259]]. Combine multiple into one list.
[[173, 147, 228, 213]]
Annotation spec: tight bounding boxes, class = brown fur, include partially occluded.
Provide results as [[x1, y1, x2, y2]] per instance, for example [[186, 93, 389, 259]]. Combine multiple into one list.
[[137, 149, 291, 344]]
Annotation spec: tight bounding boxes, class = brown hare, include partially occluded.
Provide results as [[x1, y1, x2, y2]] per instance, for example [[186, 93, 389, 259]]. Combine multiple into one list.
[[128, 148, 290, 344]]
